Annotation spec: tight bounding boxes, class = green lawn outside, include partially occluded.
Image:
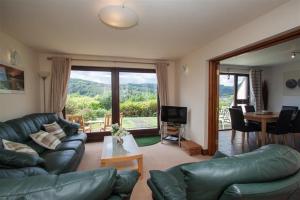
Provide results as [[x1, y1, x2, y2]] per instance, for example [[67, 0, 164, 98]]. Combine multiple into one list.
[[87, 117, 157, 132]]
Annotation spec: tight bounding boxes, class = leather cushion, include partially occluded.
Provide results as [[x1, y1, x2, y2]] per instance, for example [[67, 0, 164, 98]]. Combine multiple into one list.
[[181, 145, 300, 200], [56, 141, 83, 153], [113, 170, 139, 198], [150, 170, 187, 200], [0, 167, 48, 178], [0, 149, 45, 168], [0, 122, 22, 142], [62, 133, 87, 143], [41, 150, 77, 174], [0, 168, 117, 200]]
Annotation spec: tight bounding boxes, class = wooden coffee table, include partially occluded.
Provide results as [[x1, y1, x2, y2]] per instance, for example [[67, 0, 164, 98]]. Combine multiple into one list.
[[100, 134, 143, 178]]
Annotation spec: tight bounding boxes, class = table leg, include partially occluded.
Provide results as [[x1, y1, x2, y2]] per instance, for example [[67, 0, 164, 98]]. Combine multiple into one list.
[[137, 157, 143, 179], [261, 120, 267, 145]]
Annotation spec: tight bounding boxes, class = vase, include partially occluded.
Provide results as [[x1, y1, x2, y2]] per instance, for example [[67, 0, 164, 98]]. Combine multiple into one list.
[[112, 136, 123, 145]]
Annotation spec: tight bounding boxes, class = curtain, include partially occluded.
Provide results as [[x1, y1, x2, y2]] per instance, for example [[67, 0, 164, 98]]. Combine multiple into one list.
[[250, 69, 263, 111], [155, 63, 168, 106], [50, 57, 71, 117]]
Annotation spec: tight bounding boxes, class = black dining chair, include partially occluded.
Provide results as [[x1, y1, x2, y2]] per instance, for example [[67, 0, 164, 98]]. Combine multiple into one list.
[[290, 111, 300, 147], [267, 109, 294, 145], [232, 106, 242, 110], [244, 105, 255, 113], [281, 105, 298, 111], [229, 108, 261, 144]]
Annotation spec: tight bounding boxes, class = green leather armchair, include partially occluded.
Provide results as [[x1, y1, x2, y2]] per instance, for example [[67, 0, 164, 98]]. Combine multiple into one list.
[[147, 144, 300, 200]]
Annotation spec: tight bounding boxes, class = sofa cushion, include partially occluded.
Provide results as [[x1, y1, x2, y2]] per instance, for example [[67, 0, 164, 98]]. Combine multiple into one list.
[[30, 131, 61, 150], [0, 149, 45, 168], [25, 140, 47, 154], [113, 170, 139, 198], [0, 168, 117, 200], [0, 167, 49, 178], [41, 150, 77, 174], [24, 113, 58, 130], [150, 170, 187, 200], [0, 122, 22, 142], [43, 122, 66, 139], [62, 133, 87, 143], [5, 118, 39, 142], [56, 141, 83, 153], [181, 144, 300, 200], [2, 139, 38, 155]]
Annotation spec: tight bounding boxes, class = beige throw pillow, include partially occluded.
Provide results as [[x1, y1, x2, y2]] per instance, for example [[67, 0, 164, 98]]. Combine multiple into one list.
[[43, 122, 66, 139], [2, 139, 38, 156], [30, 131, 61, 150]]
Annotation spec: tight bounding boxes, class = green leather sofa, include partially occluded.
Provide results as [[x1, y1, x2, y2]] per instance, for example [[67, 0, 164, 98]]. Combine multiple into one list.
[[0, 168, 139, 200], [147, 144, 300, 200], [0, 113, 87, 177], [0, 113, 139, 199]]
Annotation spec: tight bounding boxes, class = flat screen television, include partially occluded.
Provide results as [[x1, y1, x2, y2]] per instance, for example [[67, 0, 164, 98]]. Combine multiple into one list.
[[161, 106, 187, 124]]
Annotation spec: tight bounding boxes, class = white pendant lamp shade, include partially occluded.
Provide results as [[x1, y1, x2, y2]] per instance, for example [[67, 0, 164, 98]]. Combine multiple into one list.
[[98, 6, 138, 29]]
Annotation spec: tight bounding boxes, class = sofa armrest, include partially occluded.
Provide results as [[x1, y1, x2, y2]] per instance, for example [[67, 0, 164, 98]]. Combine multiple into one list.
[[148, 170, 187, 200], [58, 118, 80, 136], [0, 168, 117, 200], [113, 170, 139, 199], [0, 149, 45, 168], [0, 167, 49, 178]]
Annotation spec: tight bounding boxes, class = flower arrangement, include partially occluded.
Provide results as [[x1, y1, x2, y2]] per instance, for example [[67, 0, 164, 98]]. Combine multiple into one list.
[[111, 123, 129, 144]]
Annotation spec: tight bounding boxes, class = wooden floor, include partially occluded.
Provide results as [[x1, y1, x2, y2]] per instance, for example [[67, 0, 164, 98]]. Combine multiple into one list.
[[218, 130, 300, 156]]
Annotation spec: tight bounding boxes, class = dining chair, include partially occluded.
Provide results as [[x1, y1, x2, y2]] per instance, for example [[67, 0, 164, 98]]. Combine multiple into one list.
[[232, 106, 242, 111], [281, 105, 298, 111], [267, 109, 294, 145], [229, 108, 261, 144], [66, 115, 91, 133], [290, 111, 300, 147], [244, 105, 255, 113]]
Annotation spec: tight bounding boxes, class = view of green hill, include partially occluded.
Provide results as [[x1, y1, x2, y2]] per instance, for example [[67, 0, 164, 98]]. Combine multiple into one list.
[[219, 84, 234, 97]]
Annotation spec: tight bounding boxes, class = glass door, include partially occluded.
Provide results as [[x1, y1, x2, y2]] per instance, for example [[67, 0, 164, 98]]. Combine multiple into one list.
[[119, 71, 158, 130], [65, 69, 112, 133]]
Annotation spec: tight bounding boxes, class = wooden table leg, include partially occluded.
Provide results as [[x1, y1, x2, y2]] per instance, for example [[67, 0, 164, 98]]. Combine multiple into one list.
[[261, 120, 267, 145], [137, 156, 143, 179]]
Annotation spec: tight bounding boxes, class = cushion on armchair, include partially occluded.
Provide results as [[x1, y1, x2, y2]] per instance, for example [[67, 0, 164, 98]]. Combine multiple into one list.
[[43, 122, 67, 139], [2, 139, 38, 156], [180, 145, 300, 200], [150, 170, 187, 200], [0, 149, 45, 168]]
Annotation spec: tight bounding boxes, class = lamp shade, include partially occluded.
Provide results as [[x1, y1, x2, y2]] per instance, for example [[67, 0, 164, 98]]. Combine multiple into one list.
[[39, 71, 50, 79], [98, 5, 138, 29]]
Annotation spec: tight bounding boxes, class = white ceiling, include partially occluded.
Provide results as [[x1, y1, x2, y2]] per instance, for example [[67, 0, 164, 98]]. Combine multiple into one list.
[[221, 37, 300, 67], [0, 0, 289, 60]]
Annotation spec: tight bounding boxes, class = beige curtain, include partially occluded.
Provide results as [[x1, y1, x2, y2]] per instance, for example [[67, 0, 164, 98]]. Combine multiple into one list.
[[250, 69, 263, 111], [50, 57, 71, 117], [155, 63, 168, 106]]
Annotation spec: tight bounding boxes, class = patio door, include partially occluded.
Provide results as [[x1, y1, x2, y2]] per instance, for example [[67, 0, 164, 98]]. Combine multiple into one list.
[[219, 73, 250, 130], [65, 66, 159, 140]]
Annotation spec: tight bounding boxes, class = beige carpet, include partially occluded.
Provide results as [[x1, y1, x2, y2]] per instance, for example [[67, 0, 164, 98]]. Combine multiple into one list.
[[77, 142, 210, 200]]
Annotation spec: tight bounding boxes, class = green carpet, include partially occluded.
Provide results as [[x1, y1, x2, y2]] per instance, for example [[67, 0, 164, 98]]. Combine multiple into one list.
[[134, 136, 161, 147]]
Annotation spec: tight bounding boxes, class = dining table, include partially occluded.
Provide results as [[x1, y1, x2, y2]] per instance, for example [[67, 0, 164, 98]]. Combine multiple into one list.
[[244, 112, 279, 145]]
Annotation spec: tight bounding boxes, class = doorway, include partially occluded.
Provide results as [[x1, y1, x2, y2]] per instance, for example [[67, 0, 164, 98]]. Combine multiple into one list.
[[208, 27, 300, 155]]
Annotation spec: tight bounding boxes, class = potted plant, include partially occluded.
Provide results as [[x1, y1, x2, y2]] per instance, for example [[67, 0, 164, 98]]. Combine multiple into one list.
[[111, 123, 129, 145]]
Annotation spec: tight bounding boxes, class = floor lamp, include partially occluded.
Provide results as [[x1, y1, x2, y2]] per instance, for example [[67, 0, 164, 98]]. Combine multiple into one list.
[[39, 71, 50, 112]]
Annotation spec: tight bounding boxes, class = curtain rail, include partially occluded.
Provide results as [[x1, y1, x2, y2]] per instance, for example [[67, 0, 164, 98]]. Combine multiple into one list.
[[47, 57, 169, 65]]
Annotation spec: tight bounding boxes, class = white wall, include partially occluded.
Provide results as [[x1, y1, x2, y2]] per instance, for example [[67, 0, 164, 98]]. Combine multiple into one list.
[[175, 0, 300, 148], [38, 53, 177, 112], [262, 62, 300, 112], [0, 31, 40, 121]]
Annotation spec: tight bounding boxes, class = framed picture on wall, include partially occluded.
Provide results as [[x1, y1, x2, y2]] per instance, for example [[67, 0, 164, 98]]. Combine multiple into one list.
[[283, 70, 300, 96], [0, 63, 25, 94]]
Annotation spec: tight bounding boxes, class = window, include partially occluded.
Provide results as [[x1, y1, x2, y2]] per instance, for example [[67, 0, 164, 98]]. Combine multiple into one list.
[[65, 66, 158, 137], [219, 73, 250, 130]]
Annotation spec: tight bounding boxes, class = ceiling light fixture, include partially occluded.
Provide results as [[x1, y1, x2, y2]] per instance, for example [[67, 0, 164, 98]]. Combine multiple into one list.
[[291, 51, 300, 59], [98, 5, 138, 29]]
